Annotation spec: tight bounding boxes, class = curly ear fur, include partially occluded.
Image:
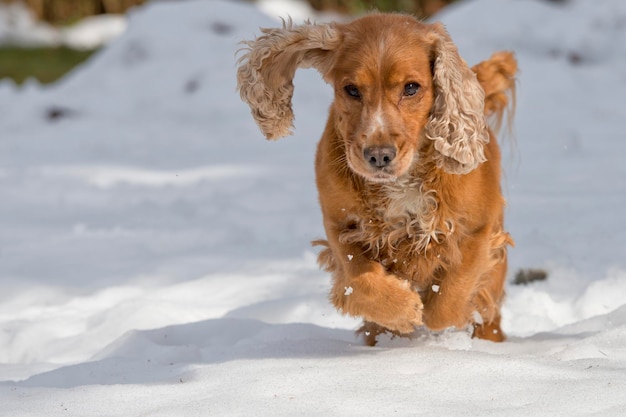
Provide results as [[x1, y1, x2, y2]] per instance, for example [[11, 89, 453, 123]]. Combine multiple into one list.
[[236, 20, 341, 140], [425, 23, 489, 175]]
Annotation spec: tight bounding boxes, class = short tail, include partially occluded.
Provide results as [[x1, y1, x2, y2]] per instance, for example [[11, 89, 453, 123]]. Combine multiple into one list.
[[472, 51, 517, 133]]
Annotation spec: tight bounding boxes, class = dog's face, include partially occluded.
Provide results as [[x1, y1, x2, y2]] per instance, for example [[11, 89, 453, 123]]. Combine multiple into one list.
[[238, 14, 488, 178], [330, 16, 435, 183]]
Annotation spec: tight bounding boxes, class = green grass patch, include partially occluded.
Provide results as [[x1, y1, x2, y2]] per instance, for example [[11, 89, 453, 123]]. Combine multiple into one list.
[[0, 46, 97, 85]]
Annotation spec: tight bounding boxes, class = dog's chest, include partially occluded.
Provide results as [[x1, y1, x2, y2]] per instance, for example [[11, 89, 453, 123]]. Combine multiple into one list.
[[383, 182, 430, 219], [342, 179, 451, 271]]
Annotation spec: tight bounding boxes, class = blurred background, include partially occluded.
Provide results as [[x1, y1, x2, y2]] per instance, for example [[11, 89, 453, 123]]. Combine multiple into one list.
[[0, 0, 458, 84]]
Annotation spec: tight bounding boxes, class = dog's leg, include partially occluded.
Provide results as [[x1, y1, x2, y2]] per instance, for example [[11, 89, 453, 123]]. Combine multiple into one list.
[[421, 229, 492, 332], [318, 228, 423, 335], [470, 230, 511, 342], [327, 250, 424, 335], [422, 226, 510, 342], [471, 265, 506, 342]]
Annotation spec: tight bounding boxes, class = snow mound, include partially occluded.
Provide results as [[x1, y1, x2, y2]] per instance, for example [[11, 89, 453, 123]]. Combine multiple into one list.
[[0, 2, 126, 49]]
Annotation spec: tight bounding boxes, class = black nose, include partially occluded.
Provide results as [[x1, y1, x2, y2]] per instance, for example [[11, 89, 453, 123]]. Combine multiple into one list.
[[363, 146, 396, 168]]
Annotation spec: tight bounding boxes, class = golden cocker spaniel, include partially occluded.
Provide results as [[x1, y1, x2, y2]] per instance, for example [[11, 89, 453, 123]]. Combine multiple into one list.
[[237, 13, 517, 344]]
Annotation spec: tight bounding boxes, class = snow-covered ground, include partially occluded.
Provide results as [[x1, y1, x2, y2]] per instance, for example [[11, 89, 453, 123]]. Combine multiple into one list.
[[1, 0, 626, 415], [0, 1, 126, 49]]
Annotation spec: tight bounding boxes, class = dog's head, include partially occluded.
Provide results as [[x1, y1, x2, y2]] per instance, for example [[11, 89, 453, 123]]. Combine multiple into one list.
[[237, 14, 488, 181]]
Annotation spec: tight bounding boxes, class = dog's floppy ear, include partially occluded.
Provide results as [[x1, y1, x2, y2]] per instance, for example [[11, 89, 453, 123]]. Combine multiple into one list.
[[425, 23, 489, 175], [237, 20, 341, 140]]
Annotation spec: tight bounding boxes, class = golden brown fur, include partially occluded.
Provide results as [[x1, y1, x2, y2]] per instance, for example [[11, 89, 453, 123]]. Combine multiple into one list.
[[237, 14, 517, 344]]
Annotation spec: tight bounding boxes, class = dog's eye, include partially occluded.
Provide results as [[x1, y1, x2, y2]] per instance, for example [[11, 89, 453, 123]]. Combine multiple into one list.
[[344, 84, 361, 99], [403, 82, 420, 96]]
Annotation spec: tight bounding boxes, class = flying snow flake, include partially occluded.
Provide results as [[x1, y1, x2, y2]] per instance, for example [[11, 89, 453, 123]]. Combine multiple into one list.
[[472, 310, 484, 325], [431, 284, 440, 293], [344, 286, 353, 296], [347, 254, 353, 261]]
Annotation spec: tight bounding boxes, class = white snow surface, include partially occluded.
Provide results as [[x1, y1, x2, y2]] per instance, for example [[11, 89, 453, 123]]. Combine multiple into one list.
[[1, 0, 626, 415]]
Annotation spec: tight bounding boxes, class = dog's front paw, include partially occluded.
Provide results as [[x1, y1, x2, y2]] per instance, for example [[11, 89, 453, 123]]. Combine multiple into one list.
[[373, 287, 423, 334], [331, 271, 423, 334]]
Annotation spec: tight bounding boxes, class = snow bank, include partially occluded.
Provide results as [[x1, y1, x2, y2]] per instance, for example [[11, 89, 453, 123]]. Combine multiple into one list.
[[0, 1, 126, 49]]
